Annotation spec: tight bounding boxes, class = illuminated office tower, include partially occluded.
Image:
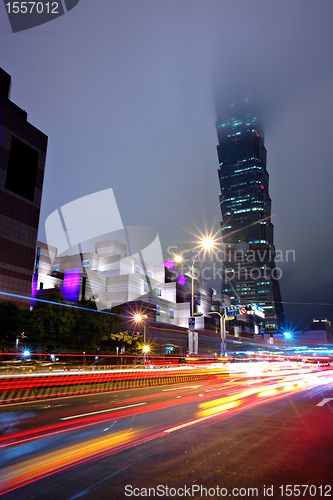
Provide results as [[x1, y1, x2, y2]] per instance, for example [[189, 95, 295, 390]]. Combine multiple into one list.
[[216, 99, 285, 334], [0, 68, 48, 306]]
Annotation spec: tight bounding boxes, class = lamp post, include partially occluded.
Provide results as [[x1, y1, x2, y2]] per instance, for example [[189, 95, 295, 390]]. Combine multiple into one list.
[[191, 236, 216, 317], [175, 236, 217, 317], [134, 314, 149, 363], [173, 233, 220, 357], [204, 311, 226, 356], [191, 252, 200, 318]]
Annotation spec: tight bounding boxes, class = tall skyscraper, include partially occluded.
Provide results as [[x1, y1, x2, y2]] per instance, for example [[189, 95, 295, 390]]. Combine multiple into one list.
[[216, 99, 285, 334], [0, 68, 48, 306]]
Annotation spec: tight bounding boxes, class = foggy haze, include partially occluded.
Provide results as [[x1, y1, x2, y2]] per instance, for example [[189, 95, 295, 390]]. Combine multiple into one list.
[[0, 0, 332, 330]]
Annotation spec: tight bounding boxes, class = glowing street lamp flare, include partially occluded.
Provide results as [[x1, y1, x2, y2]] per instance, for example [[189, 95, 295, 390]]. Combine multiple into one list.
[[201, 236, 215, 250], [133, 314, 149, 360], [190, 234, 219, 318]]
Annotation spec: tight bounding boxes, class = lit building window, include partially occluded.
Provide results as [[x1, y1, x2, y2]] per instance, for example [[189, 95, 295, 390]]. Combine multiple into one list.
[[156, 305, 160, 316], [169, 309, 174, 319], [157, 287, 162, 296], [144, 282, 149, 292], [135, 265, 140, 273], [83, 260, 89, 268]]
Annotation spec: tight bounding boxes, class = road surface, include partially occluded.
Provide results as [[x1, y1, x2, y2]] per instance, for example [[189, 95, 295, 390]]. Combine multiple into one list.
[[0, 362, 332, 499]]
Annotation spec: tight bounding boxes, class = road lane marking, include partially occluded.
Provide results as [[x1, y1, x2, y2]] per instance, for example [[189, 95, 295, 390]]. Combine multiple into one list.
[[161, 385, 202, 392], [225, 379, 236, 385], [67, 455, 153, 500], [164, 415, 215, 433], [60, 403, 147, 420], [316, 398, 333, 407], [264, 410, 282, 417], [204, 387, 234, 393]]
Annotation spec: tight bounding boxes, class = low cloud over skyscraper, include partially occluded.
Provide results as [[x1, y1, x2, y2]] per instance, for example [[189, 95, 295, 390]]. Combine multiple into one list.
[[216, 98, 285, 334]]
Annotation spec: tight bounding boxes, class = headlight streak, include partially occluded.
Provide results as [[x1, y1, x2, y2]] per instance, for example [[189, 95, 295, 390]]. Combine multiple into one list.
[[257, 389, 278, 398], [196, 369, 329, 419], [194, 400, 240, 417], [0, 429, 140, 493], [0, 365, 331, 495], [0, 386, 218, 449], [59, 402, 147, 420], [0, 365, 229, 405]]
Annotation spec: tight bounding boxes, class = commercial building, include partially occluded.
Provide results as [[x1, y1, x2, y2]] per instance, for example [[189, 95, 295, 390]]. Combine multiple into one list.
[[33, 238, 226, 355], [216, 98, 285, 334], [33, 237, 277, 354], [34, 239, 215, 329], [311, 318, 332, 343], [0, 68, 48, 306]]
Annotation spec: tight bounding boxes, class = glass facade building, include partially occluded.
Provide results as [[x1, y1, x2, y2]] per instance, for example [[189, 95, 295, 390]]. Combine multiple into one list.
[[216, 99, 285, 334], [0, 68, 48, 306]]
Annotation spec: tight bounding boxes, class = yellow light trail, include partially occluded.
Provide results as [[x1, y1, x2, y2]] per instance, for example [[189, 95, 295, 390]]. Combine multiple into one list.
[[0, 429, 140, 494]]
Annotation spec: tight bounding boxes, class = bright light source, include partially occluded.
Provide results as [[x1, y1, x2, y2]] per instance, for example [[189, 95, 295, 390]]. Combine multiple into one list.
[[201, 236, 215, 250], [142, 345, 150, 353], [23, 350, 30, 357], [174, 255, 183, 263], [258, 389, 278, 398], [284, 332, 292, 339], [134, 314, 143, 322]]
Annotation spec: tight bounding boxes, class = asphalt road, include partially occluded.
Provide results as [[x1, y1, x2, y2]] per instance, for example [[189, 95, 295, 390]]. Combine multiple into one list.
[[0, 362, 332, 500]]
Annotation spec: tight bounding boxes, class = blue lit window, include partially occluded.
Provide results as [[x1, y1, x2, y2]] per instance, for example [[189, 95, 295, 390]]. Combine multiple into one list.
[[169, 309, 174, 319], [156, 305, 160, 316], [53, 265, 59, 272], [144, 282, 149, 292], [135, 265, 140, 273], [83, 260, 89, 268], [157, 287, 161, 297]]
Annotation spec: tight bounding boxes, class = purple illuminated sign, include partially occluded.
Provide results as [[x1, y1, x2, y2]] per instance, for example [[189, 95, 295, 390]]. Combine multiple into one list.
[[177, 275, 186, 286], [62, 267, 81, 302], [31, 273, 38, 306], [163, 260, 175, 270]]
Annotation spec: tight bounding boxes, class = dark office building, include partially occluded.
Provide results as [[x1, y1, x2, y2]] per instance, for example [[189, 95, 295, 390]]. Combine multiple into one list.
[[311, 318, 332, 343], [216, 99, 285, 334], [0, 68, 48, 306]]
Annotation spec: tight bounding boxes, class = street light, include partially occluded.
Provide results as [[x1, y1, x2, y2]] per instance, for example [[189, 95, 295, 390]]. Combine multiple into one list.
[[174, 255, 183, 264], [190, 236, 217, 317], [204, 311, 226, 356], [134, 314, 149, 363], [172, 234, 220, 356], [173, 236, 218, 316]]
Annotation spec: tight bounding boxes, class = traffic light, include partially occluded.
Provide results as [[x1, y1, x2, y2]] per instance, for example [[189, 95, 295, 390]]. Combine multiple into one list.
[[129, 330, 141, 337]]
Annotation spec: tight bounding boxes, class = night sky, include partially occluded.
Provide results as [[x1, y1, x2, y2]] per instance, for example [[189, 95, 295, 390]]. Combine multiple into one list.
[[1, 0, 332, 331]]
